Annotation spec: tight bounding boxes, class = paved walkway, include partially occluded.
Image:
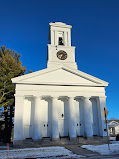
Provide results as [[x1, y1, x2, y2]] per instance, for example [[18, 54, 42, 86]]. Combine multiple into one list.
[[0, 143, 119, 158], [64, 144, 119, 159]]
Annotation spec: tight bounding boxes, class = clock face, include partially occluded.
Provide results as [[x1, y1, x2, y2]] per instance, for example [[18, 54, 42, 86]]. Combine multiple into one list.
[[57, 50, 67, 60]]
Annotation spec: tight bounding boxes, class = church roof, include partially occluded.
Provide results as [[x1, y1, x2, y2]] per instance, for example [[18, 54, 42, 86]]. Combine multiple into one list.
[[12, 65, 108, 87], [49, 22, 72, 28], [108, 120, 119, 127]]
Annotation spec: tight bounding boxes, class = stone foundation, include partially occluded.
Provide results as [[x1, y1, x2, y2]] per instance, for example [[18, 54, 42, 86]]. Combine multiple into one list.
[[13, 136, 108, 147], [13, 140, 23, 146]]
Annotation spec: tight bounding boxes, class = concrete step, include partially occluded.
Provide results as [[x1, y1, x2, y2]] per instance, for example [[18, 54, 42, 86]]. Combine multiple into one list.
[[13, 136, 108, 147], [78, 136, 106, 144]]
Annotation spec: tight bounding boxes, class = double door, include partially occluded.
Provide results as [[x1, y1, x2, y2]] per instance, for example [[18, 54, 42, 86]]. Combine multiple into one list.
[[25, 125, 32, 138], [76, 121, 84, 136], [42, 122, 51, 137], [58, 119, 68, 137]]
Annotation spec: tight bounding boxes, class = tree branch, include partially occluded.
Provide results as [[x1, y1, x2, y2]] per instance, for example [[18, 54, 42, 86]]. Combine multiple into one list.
[[0, 92, 9, 103], [0, 101, 9, 108]]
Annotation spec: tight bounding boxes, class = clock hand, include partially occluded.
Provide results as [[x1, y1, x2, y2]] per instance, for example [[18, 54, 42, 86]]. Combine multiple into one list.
[[59, 54, 63, 59], [61, 54, 65, 59]]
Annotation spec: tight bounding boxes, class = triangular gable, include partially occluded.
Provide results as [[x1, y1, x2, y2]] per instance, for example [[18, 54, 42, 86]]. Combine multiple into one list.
[[12, 66, 108, 86]]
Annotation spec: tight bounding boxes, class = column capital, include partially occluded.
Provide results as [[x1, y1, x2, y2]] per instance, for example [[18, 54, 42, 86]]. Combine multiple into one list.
[[96, 96, 107, 102], [83, 96, 91, 100], [33, 96, 42, 100]]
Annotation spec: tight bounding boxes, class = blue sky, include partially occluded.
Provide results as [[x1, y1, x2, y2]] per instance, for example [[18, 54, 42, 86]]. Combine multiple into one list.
[[0, 0, 119, 119]]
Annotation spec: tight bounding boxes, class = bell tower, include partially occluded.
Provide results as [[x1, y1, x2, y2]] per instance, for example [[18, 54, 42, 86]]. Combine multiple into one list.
[[47, 22, 77, 69]]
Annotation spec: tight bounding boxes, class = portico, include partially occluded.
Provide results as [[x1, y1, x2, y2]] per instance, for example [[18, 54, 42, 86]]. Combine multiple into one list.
[[13, 90, 107, 143]]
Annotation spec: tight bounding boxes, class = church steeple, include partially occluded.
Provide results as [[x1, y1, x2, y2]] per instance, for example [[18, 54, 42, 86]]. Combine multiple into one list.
[[47, 22, 77, 69]]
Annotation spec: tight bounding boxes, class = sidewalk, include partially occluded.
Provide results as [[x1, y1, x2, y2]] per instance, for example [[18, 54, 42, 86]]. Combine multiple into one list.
[[65, 144, 119, 158], [0, 143, 119, 158]]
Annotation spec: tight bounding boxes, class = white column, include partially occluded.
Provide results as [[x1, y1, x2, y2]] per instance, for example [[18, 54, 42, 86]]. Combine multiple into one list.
[[97, 97, 106, 136], [33, 96, 42, 140], [54, 31, 57, 45], [68, 97, 76, 138], [51, 30, 54, 45], [52, 96, 59, 139], [84, 97, 93, 137], [68, 30, 71, 46], [64, 32, 67, 46], [14, 95, 24, 141]]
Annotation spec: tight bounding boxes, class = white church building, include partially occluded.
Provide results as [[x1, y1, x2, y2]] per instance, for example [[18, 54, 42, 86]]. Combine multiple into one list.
[[12, 22, 108, 145]]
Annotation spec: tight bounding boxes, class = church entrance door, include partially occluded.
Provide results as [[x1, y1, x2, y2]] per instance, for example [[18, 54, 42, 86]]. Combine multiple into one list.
[[41, 99, 52, 138], [58, 119, 68, 137], [76, 122, 80, 136], [42, 122, 50, 137], [25, 125, 32, 138], [79, 122, 84, 136], [75, 99, 85, 136]]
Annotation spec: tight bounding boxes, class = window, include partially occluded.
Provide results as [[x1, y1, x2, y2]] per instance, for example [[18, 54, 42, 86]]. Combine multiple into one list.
[[58, 37, 64, 45]]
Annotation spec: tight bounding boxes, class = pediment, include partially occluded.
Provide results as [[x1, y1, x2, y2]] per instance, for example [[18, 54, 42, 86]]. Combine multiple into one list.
[[12, 66, 108, 86], [21, 69, 96, 85]]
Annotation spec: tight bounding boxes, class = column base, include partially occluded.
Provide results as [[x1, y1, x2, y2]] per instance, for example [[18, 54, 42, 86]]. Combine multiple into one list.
[[13, 140, 23, 146], [33, 139, 42, 144], [51, 138, 59, 141], [70, 137, 77, 141], [86, 137, 94, 140], [13, 139, 42, 147]]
